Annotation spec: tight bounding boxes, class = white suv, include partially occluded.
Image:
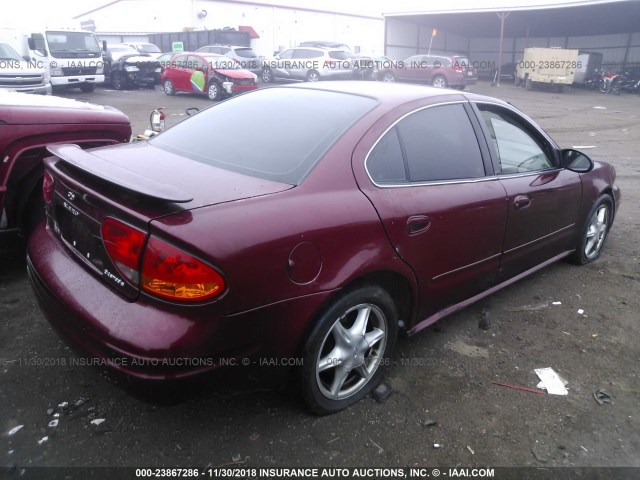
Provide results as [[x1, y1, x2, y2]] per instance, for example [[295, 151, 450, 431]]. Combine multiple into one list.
[[261, 47, 352, 82]]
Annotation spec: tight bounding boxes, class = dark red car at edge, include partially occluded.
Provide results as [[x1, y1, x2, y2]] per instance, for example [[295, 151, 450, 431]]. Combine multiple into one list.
[[0, 92, 131, 250], [27, 83, 620, 414]]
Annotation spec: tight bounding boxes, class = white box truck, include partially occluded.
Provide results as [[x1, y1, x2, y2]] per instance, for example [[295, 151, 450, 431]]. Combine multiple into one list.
[[27, 28, 105, 92], [0, 27, 51, 94], [515, 47, 579, 92]]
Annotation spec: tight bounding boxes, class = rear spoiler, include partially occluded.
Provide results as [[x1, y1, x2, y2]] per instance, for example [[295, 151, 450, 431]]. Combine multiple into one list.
[[46, 144, 193, 203]]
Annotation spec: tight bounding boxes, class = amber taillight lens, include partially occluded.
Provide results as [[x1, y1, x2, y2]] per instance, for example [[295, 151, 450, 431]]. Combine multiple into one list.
[[141, 237, 225, 302], [43, 171, 55, 205], [102, 217, 147, 285]]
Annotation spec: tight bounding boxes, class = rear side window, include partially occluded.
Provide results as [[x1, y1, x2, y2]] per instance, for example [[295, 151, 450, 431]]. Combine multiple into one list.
[[235, 48, 257, 58], [150, 88, 376, 185], [293, 49, 322, 59], [367, 104, 486, 184], [329, 51, 349, 60], [399, 104, 485, 182], [367, 128, 406, 184]]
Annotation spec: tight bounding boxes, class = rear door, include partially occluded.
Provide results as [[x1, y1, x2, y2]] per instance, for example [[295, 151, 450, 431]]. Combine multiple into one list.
[[170, 54, 192, 91], [473, 102, 582, 280], [353, 99, 507, 320]]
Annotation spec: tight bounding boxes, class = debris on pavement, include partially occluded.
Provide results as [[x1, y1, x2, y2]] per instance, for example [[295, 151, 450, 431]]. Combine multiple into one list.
[[467, 445, 475, 455], [491, 381, 546, 394], [369, 439, 384, 454], [37, 436, 48, 445], [7, 425, 23, 436], [552, 301, 562, 305], [578, 309, 585, 315], [433, 443, 442, 449], [90, 418, 106, 426], [535, 368, 568, 395], [249, 433, 260, 441], [47, 419, 59, 428], [592, 106, 607, 109], [593, 390, 612, 405], [508, 302, 549, 312], [371, 382, 393, 403], [422, 419, 438, 427], [479, 311, 491, 330]]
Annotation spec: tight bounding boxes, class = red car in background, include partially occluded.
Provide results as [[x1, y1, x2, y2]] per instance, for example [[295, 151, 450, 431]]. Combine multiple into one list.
[[381, 54, 478, 89], [160, 52, 258, 101]]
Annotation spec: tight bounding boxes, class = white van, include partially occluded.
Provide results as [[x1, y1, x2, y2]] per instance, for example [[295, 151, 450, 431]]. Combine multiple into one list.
[[28, 28, 105, 92], [0, 28, 50, 95]]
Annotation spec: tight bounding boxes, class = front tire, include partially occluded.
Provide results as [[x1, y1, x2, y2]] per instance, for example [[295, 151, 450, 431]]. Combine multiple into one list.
[[261, 68, 273, 83], [381, 72, 395, 82], [112, 72, 126, 90], [299, 286, 397, 415], [79, 83, 95, 93], [207, 81, 222, 101], [571, 194, 613, 265]]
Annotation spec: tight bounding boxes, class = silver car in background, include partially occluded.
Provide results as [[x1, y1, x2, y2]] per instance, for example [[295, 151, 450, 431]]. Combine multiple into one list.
[[261, 47, 353, 82]]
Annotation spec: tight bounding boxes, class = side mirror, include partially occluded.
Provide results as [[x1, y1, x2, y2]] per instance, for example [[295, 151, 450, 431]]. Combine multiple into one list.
[[561, 149, 594, 173]]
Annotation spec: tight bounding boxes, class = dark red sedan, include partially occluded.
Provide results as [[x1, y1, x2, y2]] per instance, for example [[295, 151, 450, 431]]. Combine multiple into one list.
[[28, 83, 620, 414]]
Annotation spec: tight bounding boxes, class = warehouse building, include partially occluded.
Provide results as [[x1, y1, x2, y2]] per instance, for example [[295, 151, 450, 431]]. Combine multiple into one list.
[[383, 0, 640, 76]]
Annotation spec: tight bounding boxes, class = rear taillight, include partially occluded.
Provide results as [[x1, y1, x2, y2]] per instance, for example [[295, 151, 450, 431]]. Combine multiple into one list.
[[43, 171, 55, 205], [102, 217, 146, 285], [453, 64, 463, 72], [324, 60, 336, 67], [141, 237, 225, 302]]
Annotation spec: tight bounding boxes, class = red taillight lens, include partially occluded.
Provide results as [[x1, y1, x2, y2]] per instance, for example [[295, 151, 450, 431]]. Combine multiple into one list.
[[43, 170, 55, 205], [453, 65, 463, 72], [102, 217, 146, 284], [141, 237, 225, 302]]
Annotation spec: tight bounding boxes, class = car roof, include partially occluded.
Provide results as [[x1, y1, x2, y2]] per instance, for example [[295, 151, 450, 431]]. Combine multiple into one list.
[[280, 81, 508, 108]]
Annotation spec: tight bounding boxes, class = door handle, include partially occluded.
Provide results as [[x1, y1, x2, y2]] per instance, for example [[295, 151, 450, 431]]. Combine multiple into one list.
[[514, 195, 532, 210], [406, 215, 431, 235]]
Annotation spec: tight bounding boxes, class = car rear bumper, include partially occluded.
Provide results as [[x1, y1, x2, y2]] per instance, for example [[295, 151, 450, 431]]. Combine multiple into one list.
[[27, 222, 331, 383]]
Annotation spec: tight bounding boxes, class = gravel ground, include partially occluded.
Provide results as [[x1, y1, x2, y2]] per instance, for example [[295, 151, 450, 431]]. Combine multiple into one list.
[[1, 81, 638, 475]]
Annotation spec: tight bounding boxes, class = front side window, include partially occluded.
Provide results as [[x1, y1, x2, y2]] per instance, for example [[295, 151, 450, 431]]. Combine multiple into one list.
[[479, 106, 554, 174]]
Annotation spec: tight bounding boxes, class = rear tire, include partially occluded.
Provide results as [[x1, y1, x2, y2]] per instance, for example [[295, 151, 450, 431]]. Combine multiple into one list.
[[163, 79, 175, 96], [21, 185, 45, 238], [307, 70, 320, 82], [299, 285, 397, 415], [432, 75, 447, 88], [570, 194, 613, 265]]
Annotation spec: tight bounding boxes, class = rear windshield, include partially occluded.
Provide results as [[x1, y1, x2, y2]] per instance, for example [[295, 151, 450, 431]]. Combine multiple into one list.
[[150, 88, 376, 185]]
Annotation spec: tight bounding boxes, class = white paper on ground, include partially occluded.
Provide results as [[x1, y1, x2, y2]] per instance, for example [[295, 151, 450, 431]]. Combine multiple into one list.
[[535, 367, 568, 395]]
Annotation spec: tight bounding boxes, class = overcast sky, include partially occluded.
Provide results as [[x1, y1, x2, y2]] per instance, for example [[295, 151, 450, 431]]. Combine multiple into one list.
[[7, 0, 603, 28]]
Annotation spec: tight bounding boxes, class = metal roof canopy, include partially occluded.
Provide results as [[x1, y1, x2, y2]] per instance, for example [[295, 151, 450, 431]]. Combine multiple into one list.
[[384, 1, 640, 38]]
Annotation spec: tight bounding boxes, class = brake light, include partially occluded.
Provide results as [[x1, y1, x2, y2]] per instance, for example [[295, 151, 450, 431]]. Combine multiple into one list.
[[324, 60, 336, 67], [453, 64, 463, 72], [102, 217, 146, 285], [43, 170, 55, 205], [141, 237, 225, 302]]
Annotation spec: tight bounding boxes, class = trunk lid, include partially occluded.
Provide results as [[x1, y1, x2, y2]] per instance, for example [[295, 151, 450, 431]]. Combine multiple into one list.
[[44, 142, 292, 299]]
